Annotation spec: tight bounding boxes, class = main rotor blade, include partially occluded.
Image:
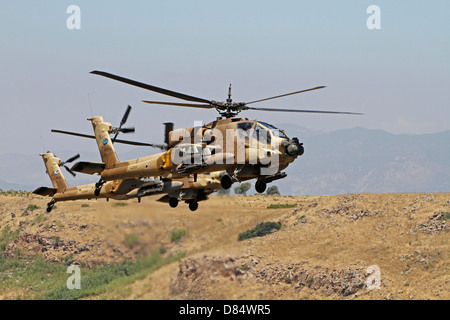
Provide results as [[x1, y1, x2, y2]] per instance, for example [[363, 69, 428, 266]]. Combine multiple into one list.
[[246, 106, 364, 115], [246, 86, 326, 105], [51, 129, 163, 148], [142, 100, 214, 109], [91, 70, 211, 104], [51, 130, 96, 140]]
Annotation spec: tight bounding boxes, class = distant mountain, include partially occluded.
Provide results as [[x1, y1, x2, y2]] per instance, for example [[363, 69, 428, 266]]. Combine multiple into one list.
[[0, 179, 34, 191], [1, 127, 449, 195], [273, 126, 450, 196]]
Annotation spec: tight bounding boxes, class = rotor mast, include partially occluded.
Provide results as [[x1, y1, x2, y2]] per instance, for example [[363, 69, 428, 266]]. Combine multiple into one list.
[[219, 84, 240, 118]]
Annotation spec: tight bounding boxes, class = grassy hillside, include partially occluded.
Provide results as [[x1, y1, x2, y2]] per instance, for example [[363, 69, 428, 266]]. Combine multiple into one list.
[[0, 192, 448, 300]]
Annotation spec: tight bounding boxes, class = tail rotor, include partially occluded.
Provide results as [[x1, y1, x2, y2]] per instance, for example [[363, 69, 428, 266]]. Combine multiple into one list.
[[112, 105, 135, 143], [59, 153, 81, 177]]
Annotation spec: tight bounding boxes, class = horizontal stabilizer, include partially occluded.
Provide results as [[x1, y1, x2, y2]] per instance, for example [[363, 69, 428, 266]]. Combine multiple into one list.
[[33, 186, 57, 197], [71, 161, 105, 175]]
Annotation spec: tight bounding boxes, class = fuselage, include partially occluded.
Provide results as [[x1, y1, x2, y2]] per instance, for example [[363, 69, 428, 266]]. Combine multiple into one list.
[[95, 117, 303, 182]]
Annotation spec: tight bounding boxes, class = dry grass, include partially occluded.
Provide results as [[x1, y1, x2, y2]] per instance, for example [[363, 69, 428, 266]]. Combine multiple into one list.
[[0, 192, 448, 300]]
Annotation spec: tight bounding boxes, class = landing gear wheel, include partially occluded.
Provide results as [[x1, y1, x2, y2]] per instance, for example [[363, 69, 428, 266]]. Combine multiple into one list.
[[46, 200, 55, 213], [189, 201, 199, 212], [255, 180, 267, 193], [94, 180, 105, 197], [220, 174, 233, 189], [169, 198, 179, 208]]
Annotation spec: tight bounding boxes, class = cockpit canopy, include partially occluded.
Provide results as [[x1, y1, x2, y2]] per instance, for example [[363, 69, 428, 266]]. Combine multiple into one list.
[[236, 120, 288, 145], [257, 121, 288, 139]]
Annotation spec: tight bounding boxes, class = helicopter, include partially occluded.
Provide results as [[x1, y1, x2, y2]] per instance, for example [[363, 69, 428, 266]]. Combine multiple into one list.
[[51, 106, 231, 211], [88, 70, 363, 193], [33, 152, 183, 213]]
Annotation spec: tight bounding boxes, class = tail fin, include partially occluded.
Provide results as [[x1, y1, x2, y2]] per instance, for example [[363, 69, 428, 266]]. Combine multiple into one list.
[[88, 116, 119, 169], [40, 153, 69, 193]]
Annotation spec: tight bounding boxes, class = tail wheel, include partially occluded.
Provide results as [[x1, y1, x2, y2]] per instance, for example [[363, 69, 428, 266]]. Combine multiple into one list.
[[169, 198, 179, 208], [46, 200, 56, 213], [255, 180, 267, 193], [189, 201, 199, 211]]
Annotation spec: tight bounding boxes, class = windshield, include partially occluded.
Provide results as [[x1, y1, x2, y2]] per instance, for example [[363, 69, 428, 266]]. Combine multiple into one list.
[[252, 124, 271, 144], [257, 121, 288, 139]]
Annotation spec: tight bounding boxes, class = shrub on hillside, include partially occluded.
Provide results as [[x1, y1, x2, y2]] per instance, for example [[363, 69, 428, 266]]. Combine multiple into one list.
[[238, 221, 281, 241]]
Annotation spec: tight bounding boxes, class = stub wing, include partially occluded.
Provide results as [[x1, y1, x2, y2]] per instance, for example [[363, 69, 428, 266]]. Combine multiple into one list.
[[176, 152, 235, 175], [71, 161, 106, 175], [33, 186, 58, 197]]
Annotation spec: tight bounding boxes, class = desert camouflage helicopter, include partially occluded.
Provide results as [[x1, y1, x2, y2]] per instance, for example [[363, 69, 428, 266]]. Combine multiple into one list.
[[51, 106, 227, 211], [88, 71, 363, 194], [33, 152, 183, 213]]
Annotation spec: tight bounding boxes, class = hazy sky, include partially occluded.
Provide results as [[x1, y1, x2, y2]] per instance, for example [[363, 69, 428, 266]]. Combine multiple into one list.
[[1, 0, 449, 157]]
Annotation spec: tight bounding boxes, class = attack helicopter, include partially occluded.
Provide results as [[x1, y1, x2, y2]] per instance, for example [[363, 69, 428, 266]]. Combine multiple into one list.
[[88, 71, 363, 194], [33, 152, 183, 212], [51, 106, 230, 211]]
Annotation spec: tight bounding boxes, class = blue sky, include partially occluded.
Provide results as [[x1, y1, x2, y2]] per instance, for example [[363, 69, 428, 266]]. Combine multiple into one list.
[[1, 0, 449, 156]]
